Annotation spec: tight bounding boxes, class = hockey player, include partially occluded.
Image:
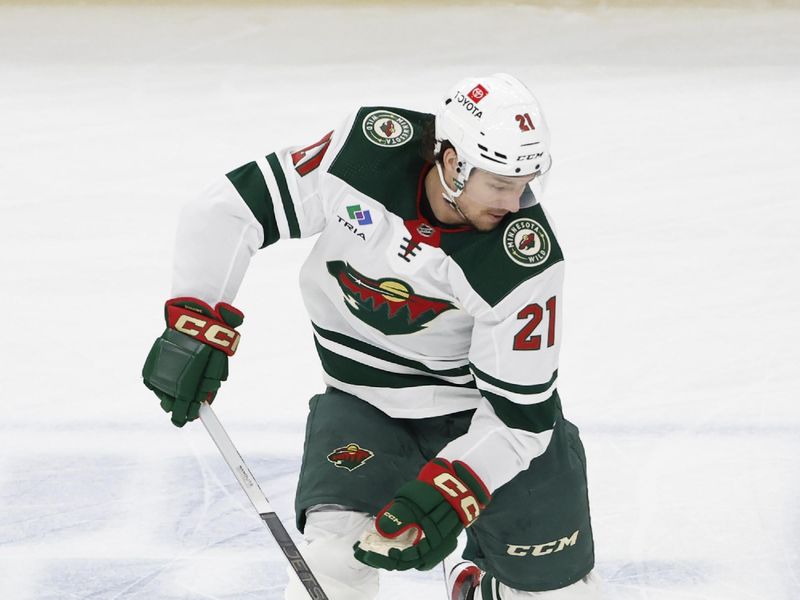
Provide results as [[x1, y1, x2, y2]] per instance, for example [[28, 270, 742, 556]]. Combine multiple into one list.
[[143, 73, 600, 599]]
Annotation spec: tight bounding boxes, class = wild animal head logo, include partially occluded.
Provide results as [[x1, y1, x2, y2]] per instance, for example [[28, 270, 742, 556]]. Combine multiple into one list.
[[327, 443, 374, 471], [518, 232, 538, 250], [327, 260, 456, 335], [380, 120, 395, 138]]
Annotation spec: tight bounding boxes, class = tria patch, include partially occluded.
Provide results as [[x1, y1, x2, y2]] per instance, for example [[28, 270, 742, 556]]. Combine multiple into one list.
[[362, 110, 414, 147], [504, 218, 551, 267], [346, 204, 373, 226], [327, 260, 456, 335], [336, 201, 379, 241], [327, 443, 374, 471]]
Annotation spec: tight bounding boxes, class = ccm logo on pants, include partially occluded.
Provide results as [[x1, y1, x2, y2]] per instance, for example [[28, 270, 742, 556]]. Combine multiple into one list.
[[506, 530, 579, 557]]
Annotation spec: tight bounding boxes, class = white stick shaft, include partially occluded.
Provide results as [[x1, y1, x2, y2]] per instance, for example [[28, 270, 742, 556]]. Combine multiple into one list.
[[198, 402, 329, 600], [199, 402, 272, 514]]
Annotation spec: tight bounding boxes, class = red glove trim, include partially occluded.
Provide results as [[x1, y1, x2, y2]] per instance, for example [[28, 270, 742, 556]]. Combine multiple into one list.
[[418, 459, 491, 527], [373, 500, 425, 545], [165, 297, 242, 356]]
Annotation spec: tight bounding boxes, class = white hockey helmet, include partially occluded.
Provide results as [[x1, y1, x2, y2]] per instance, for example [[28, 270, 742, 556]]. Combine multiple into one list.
[[434, 73, 551, 202]]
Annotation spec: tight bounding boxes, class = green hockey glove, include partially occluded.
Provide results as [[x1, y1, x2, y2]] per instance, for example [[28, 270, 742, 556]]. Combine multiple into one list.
[[353, 458, 491, 571], [142, 297, 244, 427]]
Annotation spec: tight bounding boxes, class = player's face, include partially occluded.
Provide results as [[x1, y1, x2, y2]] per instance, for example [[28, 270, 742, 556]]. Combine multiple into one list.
[[458, 169, 536, 231]]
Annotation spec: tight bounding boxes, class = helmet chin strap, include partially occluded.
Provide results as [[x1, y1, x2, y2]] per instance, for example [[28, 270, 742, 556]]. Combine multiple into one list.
[[434, 159, 470, 222]]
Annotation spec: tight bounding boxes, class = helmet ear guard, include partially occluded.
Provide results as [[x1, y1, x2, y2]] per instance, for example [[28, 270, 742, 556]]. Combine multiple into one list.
[[433, 140, 474, 201]]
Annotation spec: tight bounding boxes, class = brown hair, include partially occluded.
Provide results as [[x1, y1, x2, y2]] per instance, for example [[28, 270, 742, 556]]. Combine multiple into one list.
[[420, 118, 453, 165]]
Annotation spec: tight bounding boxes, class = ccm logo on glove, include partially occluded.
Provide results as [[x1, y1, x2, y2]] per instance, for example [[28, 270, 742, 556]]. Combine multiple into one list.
[[167, 300, 241, 355], [418, 459, 490, 526], [432, 472, 481, 524]]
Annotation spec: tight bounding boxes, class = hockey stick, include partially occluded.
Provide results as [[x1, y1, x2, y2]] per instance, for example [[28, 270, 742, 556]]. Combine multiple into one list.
[[198, 402, 328, 600]]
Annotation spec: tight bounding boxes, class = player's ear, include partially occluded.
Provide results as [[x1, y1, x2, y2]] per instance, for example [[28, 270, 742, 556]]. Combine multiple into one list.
[[442, 147, 459, 179]]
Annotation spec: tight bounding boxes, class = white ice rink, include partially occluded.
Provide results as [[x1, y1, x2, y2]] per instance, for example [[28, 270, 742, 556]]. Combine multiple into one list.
[[1, 2, 799, 599]]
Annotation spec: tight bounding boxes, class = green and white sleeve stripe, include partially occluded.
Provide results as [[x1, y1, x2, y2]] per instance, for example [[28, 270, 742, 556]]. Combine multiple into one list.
[[470, 363, 558, 434], [226, 152, 301, 247]]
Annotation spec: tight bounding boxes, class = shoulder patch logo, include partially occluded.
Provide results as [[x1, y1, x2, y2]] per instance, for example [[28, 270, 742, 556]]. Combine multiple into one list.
[[362, 110, 414, 147], [327, 443, 374, 471], [504, 218, 551, 267]]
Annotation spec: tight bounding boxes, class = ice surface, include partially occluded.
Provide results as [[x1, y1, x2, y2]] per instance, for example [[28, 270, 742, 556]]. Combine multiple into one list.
[[1, 3, 799, 599]]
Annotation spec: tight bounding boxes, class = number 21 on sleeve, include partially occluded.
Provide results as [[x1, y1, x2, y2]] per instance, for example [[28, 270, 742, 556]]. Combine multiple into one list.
[[513, 297, 556, 351]]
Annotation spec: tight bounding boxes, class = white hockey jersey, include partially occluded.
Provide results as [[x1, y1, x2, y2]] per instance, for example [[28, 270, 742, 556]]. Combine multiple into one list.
[[172, 107, 566, 492]]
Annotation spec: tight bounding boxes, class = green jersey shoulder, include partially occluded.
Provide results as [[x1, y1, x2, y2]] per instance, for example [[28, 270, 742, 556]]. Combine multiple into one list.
[[447, 203, 563, 307], [327, 106, 433, 220]]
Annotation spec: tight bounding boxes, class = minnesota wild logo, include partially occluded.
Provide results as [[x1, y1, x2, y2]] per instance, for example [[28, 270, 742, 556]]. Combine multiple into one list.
[[327, 443, 374, 471], [504, 218, 551, 267], [327, 260, 455, 335], [362, 110, 414, 147]]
